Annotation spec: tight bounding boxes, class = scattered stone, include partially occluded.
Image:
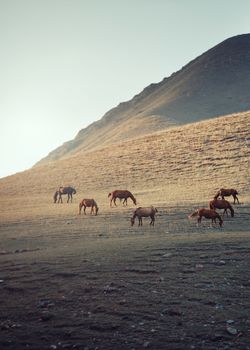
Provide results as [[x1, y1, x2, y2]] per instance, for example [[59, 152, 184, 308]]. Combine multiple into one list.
[[37, 299, 55, 308], [162, 253, 172, 258], [195, 264, 204, 269], [0, 279, 4, 283], [218, 260, 226, 265], [226, 326, 238, 335]]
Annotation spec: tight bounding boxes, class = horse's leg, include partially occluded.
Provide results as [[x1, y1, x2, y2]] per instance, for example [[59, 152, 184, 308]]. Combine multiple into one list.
[[59, 194, 62, 203], [114, 197, 117, 206], [138, 217, 142, 226], [84, 206, 86, 215], [197, 216, 202, 226]]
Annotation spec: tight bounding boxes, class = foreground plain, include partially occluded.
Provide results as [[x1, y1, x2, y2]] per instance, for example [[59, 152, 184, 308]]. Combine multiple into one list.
[[0, 202, 250, 350]]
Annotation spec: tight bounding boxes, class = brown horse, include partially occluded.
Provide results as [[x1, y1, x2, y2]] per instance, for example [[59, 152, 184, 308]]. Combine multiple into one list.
[[214, 188, 239, 204], [209, 199, 234, 217], [53, 186, 76, 203], [189, 208, 223, 227], [131, 206, 158, 226], [108, 190, 136, 207], [79, 199, 99, 215]]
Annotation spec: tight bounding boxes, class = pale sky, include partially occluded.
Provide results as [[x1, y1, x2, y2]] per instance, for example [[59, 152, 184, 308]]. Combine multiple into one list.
[[1, 0, 250, 178]]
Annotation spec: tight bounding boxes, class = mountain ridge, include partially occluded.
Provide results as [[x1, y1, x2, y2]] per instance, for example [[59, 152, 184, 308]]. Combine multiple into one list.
[[35, 34, 250, 166]]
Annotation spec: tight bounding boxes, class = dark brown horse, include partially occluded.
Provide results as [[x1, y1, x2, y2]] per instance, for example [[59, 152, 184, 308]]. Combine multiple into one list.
[[209, 199, 234, 217], [214, 188, 239, 204], [108, 190, 136, 207], [189, 208, 223, 227], [131, 206, 158, 226], [79, 199, 99, 215], [53, 186, 76, 203]]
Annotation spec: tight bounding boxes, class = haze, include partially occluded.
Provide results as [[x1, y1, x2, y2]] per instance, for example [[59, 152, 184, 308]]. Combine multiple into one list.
[[1, 0, 250, 178]]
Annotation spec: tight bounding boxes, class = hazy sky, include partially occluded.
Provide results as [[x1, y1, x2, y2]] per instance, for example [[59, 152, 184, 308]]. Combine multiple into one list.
[[1, 0, 250, 178]]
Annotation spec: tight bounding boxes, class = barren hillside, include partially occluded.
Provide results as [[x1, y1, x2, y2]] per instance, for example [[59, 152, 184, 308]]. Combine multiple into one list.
[[0, 111, 249, 223], [36, 34, 250, 166]]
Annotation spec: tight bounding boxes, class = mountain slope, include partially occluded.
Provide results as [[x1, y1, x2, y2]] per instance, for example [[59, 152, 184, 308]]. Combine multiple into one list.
[[36, 34, 250, 165], [1, 111, 249, 223]]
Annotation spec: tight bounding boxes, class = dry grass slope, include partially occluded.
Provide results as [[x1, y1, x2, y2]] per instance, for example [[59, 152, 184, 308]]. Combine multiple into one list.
[[0, 111, 249, 222]]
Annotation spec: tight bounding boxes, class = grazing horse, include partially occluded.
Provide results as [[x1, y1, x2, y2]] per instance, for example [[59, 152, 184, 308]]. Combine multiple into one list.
[[53, 186, 76, 203], [131, 206, 158, 226], [108, 190, 137, 207], [209, 199, 234, 217], [189, 208, 223, 227], [214, 188, 239, 204], [79, 199, 99, 215]]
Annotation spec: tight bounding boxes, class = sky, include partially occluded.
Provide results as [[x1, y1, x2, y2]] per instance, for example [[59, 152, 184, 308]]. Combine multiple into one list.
[[1, 0, 250, 178]]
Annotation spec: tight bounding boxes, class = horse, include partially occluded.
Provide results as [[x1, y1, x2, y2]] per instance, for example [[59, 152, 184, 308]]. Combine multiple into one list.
[[108, 190, 137, 207], [209, 199, 234, 217], [131, 206, 158, 226], [79, 199, 99, 215], [214, 188, 239, 204], [188, 208, 223, 227], [53, 186, 76, 203]]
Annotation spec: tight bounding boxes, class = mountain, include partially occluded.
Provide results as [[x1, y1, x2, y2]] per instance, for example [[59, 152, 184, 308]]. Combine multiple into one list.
[[36, 34, 250, 166]]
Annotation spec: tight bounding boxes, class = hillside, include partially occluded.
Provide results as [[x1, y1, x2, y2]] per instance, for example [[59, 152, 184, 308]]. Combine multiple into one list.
[[36, 34, 250, 166], [0, 111, 249, 223]]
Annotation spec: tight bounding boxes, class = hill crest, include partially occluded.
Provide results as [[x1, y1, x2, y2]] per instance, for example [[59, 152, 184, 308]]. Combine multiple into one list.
[[34, 33, 250, 166]]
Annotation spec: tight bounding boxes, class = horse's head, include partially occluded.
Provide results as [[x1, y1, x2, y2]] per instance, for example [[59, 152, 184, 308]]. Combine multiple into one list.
[[72, 188, 76, 194], [79, 201, 83, 214], [53, 191, 58, 203], [108, 193, 112, 198], [131, 217, 135, 226]]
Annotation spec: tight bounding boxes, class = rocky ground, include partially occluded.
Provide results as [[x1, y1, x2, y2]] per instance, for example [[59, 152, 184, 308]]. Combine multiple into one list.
[[0, 203, 249, 350]]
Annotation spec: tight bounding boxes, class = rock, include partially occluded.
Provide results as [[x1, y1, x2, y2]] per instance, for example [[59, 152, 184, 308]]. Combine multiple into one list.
[[226, 326, 238, 335], [162, 253, 172, 258]]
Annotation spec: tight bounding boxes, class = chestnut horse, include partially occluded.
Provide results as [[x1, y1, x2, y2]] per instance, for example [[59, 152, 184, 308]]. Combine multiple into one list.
[[108, 190, 136, 207], [79, 199, 99, 215], [53, 186, 76, 203], [214, 188, 239, 204], [209, 199, 234, 217], [131, 206, 158, 226], [189, 208, 223, 227]]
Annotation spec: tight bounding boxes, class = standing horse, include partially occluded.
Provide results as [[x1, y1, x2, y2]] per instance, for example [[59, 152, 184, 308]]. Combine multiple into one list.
[[214, 188, 239, 204], [209, 199, 234, 217], [108, 190, 137, 207], [131, 206, 158, 226], [53, 186, 76, 203], [188, 208, 223, 227], [79, 199, 99, 215]]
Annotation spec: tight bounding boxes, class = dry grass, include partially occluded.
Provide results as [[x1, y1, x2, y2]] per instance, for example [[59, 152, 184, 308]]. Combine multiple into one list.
[[0, 111, 249, 223]]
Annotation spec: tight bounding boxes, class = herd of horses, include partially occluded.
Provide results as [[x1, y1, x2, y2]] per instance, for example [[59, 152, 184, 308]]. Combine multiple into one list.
[[53, 187, 240, 227]]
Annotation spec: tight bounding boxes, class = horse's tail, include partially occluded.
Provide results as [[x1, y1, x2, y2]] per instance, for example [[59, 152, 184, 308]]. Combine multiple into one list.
[[214, 190, 220, 199], [209, 201, 215, 210], [188, 210, 198, 219], [79, 201, 83, 214], [217, 214, 223, 227], [53, 191, 58, 203]]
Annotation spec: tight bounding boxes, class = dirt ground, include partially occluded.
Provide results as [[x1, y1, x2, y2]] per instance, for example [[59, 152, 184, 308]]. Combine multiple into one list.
[[0, 202, 250, 350]]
